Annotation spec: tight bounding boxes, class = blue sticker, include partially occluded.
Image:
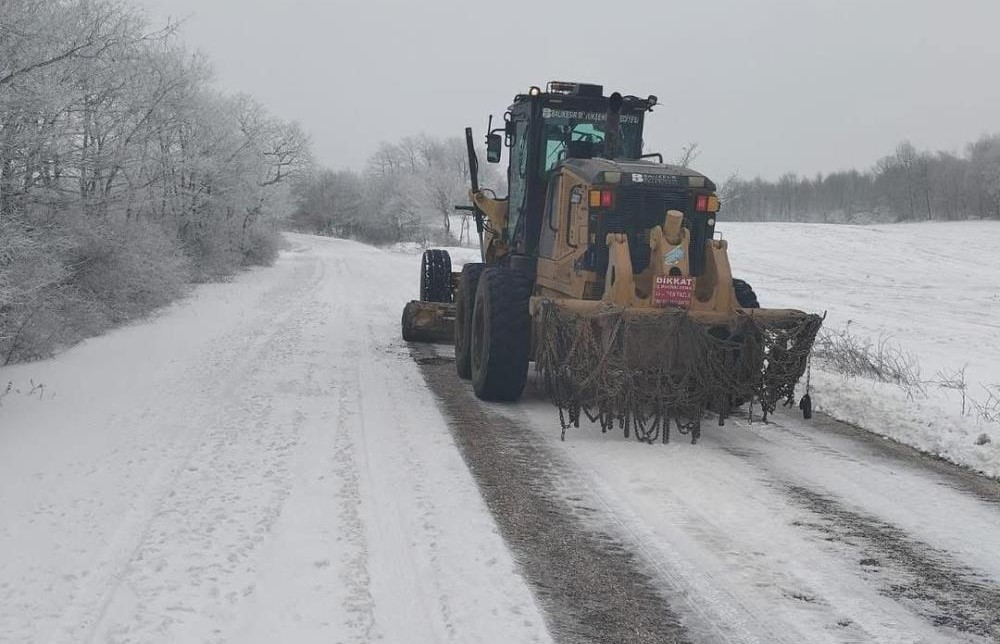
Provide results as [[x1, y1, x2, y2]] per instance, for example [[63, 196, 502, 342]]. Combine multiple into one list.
[[664, 247, 685, 265]]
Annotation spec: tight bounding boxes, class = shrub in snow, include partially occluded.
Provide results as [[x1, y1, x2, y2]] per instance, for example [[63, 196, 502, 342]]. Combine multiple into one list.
[[70, 220, 192, 322], [240, 227, 282, 267], [813, 328, 923, 396]]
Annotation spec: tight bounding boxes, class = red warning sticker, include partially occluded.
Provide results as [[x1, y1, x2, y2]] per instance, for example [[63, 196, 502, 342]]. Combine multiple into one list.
[[653, 276, 694, 308]]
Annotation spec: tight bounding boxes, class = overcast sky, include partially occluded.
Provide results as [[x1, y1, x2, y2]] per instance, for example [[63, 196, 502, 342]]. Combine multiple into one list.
[[137, 0, 1000, 183]]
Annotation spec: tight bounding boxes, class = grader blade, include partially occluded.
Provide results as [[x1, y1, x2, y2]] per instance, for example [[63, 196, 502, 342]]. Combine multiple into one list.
[[401, 300, 456, 344], [533, 299, 824, 443]]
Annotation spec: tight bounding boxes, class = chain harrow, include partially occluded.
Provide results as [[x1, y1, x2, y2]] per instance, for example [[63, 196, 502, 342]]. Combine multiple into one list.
[[535, 302, 824, 444]]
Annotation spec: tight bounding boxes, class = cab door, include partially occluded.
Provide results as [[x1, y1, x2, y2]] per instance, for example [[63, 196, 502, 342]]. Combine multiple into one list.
[[505, 116, 529, 249]]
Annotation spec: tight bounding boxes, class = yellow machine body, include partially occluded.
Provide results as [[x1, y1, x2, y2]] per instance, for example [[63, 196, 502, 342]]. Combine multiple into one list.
[[402, 82, 823, 442]]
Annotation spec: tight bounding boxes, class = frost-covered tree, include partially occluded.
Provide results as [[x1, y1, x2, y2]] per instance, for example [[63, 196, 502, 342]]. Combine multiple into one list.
[[0, 0, 312, 362], [295, 133, 501, 245]]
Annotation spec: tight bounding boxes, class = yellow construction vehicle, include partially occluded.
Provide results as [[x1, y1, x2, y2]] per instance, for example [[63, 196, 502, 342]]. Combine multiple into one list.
[[402, 82, 823, 442]]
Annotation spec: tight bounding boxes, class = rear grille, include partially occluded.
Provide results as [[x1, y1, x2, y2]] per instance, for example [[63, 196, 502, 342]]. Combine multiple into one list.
[[603, 212, 626, 234], [618, 188, 689, 226], [618, 187, 688, 272], [579, 187, 687, 274]]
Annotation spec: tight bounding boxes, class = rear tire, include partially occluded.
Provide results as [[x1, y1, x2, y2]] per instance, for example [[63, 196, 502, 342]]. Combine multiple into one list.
[[733, 278, 759, 309], [455, 262, 485, 379], [420, 249, 452, 303], [400, 302, 418, 342], [471, 267, 533, 401]]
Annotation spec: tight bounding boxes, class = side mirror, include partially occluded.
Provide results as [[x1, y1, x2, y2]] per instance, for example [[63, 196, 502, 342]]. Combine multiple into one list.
[[486, 133, 502, 163]]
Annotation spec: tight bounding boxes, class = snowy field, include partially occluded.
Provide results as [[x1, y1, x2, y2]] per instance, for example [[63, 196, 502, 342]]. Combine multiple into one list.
[[720, 221, 1000, 477], [1, 224, 999, 643]]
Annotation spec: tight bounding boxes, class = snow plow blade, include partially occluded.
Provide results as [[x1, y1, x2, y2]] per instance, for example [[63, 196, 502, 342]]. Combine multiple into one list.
[[532, 298, 824, 443], [401, 300, 456, 344]]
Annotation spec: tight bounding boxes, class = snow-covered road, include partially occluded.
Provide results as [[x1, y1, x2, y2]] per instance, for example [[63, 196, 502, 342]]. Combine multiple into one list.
[[3, 231, 999, 644], [0, 236, 550, 644], [479, 381, 1000, 643]]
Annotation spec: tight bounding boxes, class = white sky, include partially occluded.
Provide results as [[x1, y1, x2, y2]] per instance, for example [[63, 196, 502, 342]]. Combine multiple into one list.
[[137, 0, 1000, 182]]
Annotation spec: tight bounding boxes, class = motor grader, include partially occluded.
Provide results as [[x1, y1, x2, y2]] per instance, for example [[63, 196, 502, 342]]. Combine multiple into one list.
[[402, 82, 822, 442]]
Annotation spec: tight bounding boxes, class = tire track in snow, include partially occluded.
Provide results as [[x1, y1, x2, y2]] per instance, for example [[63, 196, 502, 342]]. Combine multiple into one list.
[[3, 237, 553, 644], [45, 254, 326, 644], [653, 407, 1000, 643], [290, 250, 469, 642], [330, 342, 377, 642], [361, 324, 462, 641], [308, 240, 553, 643], [500, 387, 881, 644], [524, 438, 808, 644], [777, 411, 1000, 507], [714, 409, 1000, 639], [339, 314, 466, 641], [784, 484, 1000, 641], [415, 343, 1000, 643], [411, 346, 691, 644], [93, 271, 323, 642]]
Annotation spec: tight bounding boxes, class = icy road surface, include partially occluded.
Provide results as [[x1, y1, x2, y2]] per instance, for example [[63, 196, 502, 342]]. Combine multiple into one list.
[[3, 228, 999, 643]]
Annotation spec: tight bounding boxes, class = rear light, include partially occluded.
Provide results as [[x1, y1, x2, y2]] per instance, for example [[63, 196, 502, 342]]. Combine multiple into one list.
[[589, 189, 614, 208], [694, 194, 720, 213]]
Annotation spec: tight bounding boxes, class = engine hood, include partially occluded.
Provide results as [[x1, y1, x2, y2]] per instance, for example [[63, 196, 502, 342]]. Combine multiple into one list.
[[558, 157, 716, 191]]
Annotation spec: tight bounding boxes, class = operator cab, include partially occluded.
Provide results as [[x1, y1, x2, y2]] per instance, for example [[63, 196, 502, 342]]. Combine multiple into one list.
[[490, 82, 655, 258], [480, 81, 720, 280]]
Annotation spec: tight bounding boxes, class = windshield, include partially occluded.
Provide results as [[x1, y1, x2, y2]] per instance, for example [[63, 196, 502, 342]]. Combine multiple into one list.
[[540, 107, 643, 174]]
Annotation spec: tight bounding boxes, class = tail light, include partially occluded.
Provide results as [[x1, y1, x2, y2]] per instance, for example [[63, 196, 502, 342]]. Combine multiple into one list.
[[589, 189, 614, 208], [694, 194, 720, 213]]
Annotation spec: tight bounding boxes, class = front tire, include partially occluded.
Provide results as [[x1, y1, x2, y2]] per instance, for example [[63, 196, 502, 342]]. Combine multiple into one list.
[[420, 249, 452, 302], [470, 267, 533, 401], [455, 262, 485, 379]]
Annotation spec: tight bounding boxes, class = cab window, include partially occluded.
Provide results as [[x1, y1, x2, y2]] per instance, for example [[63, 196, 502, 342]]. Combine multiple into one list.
[[540, 113, 641, 174]]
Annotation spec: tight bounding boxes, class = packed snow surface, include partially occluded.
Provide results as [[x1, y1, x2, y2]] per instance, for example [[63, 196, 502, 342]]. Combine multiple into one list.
[[0, 236, 551, 644], [2, 222, 998, 643]]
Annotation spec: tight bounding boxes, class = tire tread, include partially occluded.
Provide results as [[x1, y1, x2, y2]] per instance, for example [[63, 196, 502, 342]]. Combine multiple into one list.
[[455, 262, 485, 379], [472, 267, 533, 401], [420, 249, 452, 303]]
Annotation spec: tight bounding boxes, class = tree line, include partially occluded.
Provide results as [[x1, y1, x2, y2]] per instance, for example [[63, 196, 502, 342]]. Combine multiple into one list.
[[294, 129, 1000, 251], [1, 0, 310, 363], [290, 134, 502, 246], [721, 136, 1000, 222]]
